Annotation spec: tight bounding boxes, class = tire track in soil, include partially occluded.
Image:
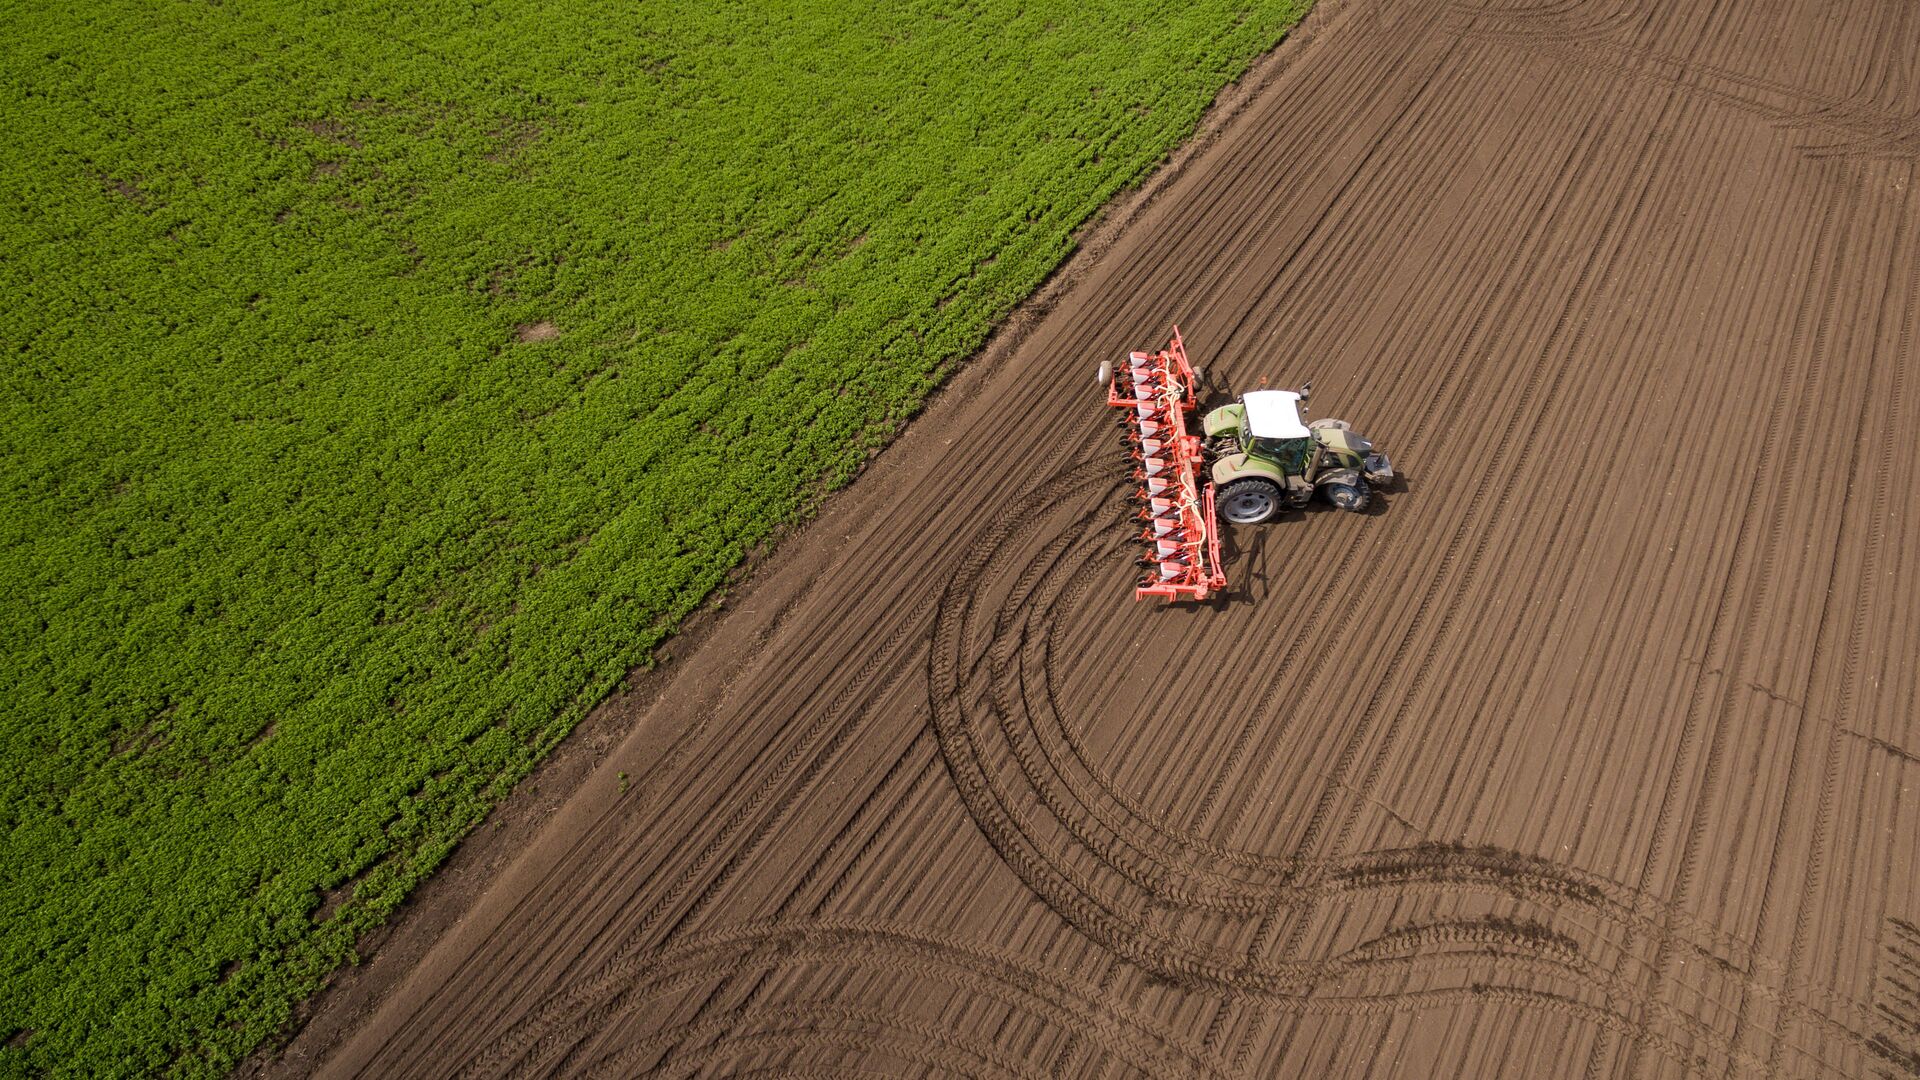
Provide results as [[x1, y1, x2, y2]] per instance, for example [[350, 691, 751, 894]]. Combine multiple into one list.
[[302, 0, 1920, 1072], [1249, 0, 1717, 1059], [1613, 61, 1870, 1080], [462, 921, 1239, 1080], [1728, 166, 1916, 1080], [922, 456, 1884, 1078]]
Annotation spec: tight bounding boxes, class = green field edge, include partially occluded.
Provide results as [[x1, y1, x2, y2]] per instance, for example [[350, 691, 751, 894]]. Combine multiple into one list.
[[0, 3, 1313, 1075]]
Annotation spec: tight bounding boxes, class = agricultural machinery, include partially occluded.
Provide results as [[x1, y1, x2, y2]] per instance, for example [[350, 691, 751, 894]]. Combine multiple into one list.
[[1096, 326, 1393, 601]]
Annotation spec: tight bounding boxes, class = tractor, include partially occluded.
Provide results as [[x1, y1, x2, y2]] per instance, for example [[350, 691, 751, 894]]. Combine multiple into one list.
[[1200, 387, 1394, 524], [1097, 325, 1394, 601]]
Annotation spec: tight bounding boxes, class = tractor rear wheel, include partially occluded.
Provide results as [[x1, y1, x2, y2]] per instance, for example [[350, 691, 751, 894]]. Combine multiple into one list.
[[1324, 482, 1369, 512], [1218, 478, 1283, 525]]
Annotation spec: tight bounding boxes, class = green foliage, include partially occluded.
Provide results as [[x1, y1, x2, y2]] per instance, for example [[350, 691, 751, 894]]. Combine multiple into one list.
[[0, 0, 1307, 1073]]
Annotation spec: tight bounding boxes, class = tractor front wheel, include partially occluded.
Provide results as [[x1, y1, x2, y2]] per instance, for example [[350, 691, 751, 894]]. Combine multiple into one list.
[[1324, 482, 1370, 512], [1218, 478, 1284, 525]]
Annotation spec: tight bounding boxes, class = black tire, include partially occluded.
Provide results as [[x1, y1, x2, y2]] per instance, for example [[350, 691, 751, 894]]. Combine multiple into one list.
[[1324, 482, 1369, 512], [1218, 478, 1283, 525]]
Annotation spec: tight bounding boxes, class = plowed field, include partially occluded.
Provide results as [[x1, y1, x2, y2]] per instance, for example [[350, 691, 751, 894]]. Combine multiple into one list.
[[294, 0, 1920, 1074]]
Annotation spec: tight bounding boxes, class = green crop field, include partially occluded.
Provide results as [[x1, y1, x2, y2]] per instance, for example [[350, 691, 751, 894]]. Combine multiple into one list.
[[0, 0, 1308, 1073]]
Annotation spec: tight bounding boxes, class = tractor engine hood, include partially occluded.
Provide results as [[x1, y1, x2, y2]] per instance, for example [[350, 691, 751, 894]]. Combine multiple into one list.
[[1316, 429, 1372, 455]]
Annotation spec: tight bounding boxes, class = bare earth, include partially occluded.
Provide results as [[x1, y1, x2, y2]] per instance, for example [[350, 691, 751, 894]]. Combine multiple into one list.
[[287, 0, 1920, 1074]]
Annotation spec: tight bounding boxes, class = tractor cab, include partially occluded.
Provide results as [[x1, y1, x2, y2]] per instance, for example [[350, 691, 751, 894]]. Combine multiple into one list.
[[1201, 390, 1311, 474], [1202, 388, 1394, 523], [1239, 390, 1313, 473]]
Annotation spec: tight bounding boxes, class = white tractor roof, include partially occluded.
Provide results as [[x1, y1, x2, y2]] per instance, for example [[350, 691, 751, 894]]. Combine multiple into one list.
[[1242, 390, 1310, 439]]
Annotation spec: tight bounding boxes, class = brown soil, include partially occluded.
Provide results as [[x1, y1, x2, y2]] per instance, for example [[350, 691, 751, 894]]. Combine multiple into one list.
[[273, 0, 1920, 1073], [514, 321, 561, 344]]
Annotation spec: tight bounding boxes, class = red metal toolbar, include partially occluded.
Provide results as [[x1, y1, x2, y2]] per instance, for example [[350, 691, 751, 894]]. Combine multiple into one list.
[[1107, 326, 1226, 601]]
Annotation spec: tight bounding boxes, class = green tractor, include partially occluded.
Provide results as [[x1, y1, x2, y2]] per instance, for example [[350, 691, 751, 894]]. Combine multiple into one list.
[[1201, 387, 1394, 524]]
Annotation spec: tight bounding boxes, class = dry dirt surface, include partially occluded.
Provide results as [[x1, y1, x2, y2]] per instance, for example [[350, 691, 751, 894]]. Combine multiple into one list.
[[294, 0, 1920, 1074]]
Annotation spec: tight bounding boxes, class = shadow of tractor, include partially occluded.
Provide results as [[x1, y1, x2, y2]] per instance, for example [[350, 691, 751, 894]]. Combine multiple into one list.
[[1213, 472, 1409, 602]]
